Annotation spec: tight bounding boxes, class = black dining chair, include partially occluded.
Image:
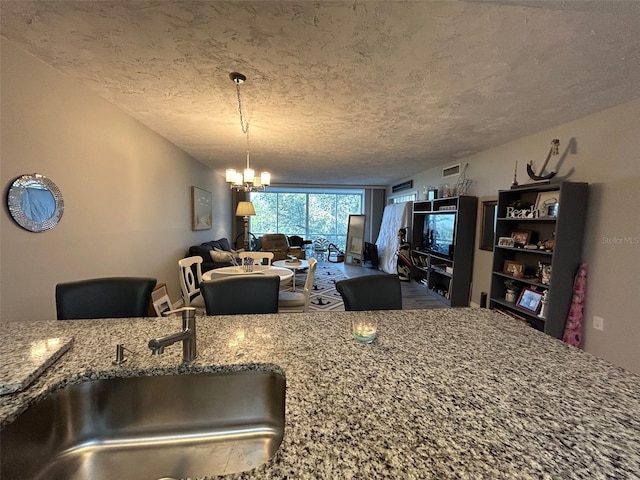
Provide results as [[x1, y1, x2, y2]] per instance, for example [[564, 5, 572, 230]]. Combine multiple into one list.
[[335, 275, 402, 311], [200, 275, 280, 315], [56, 277, 157, 320]]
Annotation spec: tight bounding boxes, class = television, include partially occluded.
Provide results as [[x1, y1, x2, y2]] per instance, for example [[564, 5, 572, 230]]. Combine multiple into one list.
[[422, 213, 456, 258]]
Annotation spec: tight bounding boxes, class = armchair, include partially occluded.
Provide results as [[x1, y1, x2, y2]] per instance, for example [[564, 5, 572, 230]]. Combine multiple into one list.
[[260, 233, 305, 261]]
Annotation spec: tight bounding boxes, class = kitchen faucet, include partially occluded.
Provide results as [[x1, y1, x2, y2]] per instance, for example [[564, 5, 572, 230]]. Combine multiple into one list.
[[148, 307, 197, 363]]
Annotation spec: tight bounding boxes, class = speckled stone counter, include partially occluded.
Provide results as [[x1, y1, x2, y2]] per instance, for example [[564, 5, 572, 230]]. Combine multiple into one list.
[[1, 309, 639, 479]]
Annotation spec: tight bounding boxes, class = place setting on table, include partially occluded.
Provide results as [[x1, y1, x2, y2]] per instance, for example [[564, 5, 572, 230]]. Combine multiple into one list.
[[201, 260, 294, 286]]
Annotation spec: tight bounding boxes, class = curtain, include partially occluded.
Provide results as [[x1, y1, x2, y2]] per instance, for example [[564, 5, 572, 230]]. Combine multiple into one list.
[[375, 202, 412, 274]]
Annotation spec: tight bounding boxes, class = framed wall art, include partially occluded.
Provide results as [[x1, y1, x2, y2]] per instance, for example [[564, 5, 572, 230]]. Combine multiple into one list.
[[191, 186, 212, 231]]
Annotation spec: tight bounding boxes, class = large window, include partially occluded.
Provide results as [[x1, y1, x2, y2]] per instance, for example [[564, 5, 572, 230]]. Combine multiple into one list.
[[250, 188, 364, 251]]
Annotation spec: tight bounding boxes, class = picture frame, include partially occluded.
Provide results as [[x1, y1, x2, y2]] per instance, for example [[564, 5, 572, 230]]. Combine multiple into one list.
[[503, 260, 524, 275], [516, 288, 544, 313], [535, 191, 560, 218], [510, 229, 532, 246], [191, 186, 212, 231], [153, 295, 173, 317], [497, 236, 515, 247]]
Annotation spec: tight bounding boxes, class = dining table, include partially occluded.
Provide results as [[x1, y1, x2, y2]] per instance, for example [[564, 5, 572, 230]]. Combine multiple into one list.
[[202, 265, 293, 287]]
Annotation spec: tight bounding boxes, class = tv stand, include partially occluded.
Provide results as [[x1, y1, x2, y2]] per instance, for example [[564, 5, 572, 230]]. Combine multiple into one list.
[[411, 196, 477, 307]]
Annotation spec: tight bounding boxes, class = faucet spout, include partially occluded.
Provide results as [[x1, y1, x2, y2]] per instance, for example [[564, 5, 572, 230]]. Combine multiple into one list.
[[148, 307, 197, 363]]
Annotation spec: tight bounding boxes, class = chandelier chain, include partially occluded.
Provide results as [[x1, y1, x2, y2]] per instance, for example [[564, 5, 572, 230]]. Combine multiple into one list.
[[235, 81, 250, 167]]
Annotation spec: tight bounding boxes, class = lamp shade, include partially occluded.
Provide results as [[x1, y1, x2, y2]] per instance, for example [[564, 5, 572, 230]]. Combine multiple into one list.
[[236, 201, 256, 217]]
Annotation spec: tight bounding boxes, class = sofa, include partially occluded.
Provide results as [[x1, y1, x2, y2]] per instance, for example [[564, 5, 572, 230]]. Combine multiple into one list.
[[260, 234, 305, 261], [186, 238, 236, 273]]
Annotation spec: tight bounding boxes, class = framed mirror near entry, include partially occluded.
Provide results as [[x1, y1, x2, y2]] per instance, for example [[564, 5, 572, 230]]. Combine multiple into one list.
[[345, 214, 366, 265]]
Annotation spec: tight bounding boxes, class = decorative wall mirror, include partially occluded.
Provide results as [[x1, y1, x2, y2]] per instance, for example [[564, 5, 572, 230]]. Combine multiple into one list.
[[479, 200, 497, 251], [6, 173, 64, 232], [345, 214, 366, 265]]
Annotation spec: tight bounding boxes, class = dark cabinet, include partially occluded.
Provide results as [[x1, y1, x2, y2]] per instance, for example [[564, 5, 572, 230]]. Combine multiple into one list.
[[411, 196, 477, 307], [489, 181, 588, 338]]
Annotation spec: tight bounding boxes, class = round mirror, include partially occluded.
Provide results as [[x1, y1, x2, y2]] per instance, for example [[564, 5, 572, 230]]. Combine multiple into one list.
[[7, 174, 64, 232]]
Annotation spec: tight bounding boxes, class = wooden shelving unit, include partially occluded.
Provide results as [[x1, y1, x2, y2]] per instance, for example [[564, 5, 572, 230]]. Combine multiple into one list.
[[411, 196, 477, 307], [489, 181, 588, 338]]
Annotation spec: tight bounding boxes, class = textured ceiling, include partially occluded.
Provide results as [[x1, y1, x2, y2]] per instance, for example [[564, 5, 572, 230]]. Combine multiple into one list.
[[2, 1, 640, 186]]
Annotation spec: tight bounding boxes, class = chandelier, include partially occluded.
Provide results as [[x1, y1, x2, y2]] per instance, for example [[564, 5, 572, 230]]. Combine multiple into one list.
[[225, 72, 271, 192]]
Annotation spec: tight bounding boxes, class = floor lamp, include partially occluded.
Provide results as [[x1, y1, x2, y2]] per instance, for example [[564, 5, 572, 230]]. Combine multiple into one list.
[[236, 201, 256, 250]]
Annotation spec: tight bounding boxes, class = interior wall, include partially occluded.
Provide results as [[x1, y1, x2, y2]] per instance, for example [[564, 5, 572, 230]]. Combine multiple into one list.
[[0, 39, 232, 322], [391, 98, 640, 374]]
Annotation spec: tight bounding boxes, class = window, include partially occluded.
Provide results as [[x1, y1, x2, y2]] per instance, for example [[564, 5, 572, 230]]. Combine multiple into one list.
[[250, 188, 364, 251]]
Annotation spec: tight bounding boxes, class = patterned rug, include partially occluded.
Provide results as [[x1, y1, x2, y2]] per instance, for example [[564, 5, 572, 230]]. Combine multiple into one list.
[[280, 262, 449, 312], [280, 263, 347, 311]]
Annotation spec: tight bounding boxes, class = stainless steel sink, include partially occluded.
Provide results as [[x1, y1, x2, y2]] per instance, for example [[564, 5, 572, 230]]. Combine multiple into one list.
[[1, 370, 286, 480]]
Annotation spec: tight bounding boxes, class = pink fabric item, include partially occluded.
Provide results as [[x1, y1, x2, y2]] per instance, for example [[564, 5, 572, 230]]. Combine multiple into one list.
[[562, 263, 588, 347]]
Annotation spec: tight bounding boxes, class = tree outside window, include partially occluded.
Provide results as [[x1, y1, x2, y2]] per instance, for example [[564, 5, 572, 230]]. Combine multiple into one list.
[[250, 189, 363, 252]]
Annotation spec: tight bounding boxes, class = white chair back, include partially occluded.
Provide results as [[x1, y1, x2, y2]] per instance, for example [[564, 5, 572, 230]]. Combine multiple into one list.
[[278, 258, 317, 313], [300, 258, 318, 311], [239, 251, 274, 266], [178, 256, 205, 308]]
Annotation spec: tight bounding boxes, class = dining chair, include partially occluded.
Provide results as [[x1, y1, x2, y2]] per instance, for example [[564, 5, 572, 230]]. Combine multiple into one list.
[[178, 256, 206, 310], [200, 276, 280, 315], [335, 274, 402, 311], [239, 251, 274, 266], [56, 277, 157, 320], [278, 258, 318, 313]]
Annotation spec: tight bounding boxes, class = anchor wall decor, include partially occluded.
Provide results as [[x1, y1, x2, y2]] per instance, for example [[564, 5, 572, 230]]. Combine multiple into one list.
[[527, 139, 560, 182]]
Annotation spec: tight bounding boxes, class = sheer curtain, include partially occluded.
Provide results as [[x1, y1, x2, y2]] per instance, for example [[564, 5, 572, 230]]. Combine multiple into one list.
[[375, 202, 412, 274]]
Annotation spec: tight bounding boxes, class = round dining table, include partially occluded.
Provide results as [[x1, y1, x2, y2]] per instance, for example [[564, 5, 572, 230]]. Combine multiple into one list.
[[202, 265, 293, 286]]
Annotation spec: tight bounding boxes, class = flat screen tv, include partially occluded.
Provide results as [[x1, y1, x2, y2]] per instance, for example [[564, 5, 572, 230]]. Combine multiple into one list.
[[422, 213, 456, 258]]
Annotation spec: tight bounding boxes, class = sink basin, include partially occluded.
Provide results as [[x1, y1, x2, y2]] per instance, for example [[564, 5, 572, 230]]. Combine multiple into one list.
[[1, 370, 286, 480]]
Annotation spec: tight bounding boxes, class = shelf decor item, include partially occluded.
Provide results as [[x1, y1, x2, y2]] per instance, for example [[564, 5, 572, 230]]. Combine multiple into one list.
[[503, 260, 524, 275], [526, 138, 560, 182], [498, 237, 515, 247], [517, 288, 544, 313], [510, 230, 531, 246]]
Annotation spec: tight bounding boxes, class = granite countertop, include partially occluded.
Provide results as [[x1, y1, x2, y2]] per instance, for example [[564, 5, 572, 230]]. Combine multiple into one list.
[[1, 308, 639, 479]]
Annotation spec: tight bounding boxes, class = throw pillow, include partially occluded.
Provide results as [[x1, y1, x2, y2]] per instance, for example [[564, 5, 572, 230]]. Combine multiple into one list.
[[216, 237, 232, 251], [210, 249, 234, 263]]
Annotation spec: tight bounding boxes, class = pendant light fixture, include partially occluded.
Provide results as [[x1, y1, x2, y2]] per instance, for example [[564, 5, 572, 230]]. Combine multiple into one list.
[[225, 72, 271, 191]]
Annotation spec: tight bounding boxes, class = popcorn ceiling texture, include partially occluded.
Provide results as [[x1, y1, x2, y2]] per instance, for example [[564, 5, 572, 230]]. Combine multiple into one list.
[[2, 1, 640, 185]]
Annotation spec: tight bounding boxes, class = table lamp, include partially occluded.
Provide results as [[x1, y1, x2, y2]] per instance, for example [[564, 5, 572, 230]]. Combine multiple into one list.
[[236, 201, 256, 250]]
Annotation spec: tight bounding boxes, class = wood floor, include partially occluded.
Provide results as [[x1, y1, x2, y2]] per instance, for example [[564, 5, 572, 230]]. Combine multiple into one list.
[[328, 261, 449, 310]]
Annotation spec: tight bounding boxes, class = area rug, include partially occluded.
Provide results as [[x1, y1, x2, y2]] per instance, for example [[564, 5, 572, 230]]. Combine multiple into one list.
[[280, 263, 346, 311]]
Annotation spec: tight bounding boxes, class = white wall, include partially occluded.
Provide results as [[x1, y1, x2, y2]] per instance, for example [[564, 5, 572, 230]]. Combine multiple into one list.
[[392, 98, 640, 374], [1, 39, 232, 321]]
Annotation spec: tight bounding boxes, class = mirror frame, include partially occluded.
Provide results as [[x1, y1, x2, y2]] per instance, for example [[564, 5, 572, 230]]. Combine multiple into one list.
[[7, 173, 64, 232], [479, 200, 497, 251], [345, 214, 366, 265]]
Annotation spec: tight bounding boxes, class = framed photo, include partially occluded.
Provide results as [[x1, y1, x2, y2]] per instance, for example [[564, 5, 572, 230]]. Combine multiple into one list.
[[503, 260, 524, 275], [517, 288, 544, 313], [191, 186, 212, 231], [497, 236, 515, 247], [153, 295, 173, 317], [510, 229, 532, 246], [535, 191, 560, 218]]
